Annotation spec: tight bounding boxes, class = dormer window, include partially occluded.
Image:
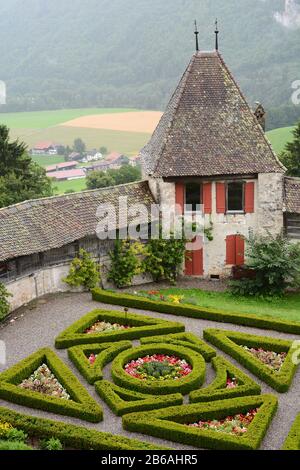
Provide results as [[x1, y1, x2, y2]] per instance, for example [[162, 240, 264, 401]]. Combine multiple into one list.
[[226, 182, 244, 213]]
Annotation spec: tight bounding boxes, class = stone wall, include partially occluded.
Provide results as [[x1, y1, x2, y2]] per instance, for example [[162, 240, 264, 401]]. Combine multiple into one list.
[[257, 173, 284, 236], [6, 263, 82, 312]]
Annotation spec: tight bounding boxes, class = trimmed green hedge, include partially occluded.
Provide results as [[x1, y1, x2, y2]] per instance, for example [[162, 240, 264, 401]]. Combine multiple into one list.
[[282, 414, 300, 450], [203, 328, 298, 393], [95, 380, 183, 416], [140, 332, 216, 362], [122, 394, 278, 450], [0, 348, 103, 423], [55, 308, 185, 349], [111, 343, 206, 395], [189, 356, 261, 403], [68, 341, 132, 385], [92, 288, 300, 335], [0, 406, 169, 450], [0, 440, 33, 450]]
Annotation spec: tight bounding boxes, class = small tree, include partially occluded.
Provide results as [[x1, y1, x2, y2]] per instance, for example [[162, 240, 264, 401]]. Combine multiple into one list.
[[63, 249, 101, 290], [86, 171, 115, 189], [230, 234, 300, 297], [108, 239, 145, 288], [280, 121, 300, 176], [99, 146, 108, 155], [0, 283, 12, 320], [73, 138, 86, 155]]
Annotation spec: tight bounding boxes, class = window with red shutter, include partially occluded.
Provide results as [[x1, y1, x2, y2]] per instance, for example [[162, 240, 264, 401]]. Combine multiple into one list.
[[245, 182, 255, 213], [175, 183, 184, 214], [203, 183, 212, 214], [216, 183, 226, 214]]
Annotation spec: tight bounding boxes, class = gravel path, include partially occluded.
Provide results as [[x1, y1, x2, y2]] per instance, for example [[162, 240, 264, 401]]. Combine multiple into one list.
[[0, 292, 299, 450]]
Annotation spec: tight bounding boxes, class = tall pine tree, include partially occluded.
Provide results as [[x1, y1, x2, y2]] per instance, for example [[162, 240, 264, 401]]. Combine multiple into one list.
[[0, 125, 53, 208], [281, 122, 300, 177]]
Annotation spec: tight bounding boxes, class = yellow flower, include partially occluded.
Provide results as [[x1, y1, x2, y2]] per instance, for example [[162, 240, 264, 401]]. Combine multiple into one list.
[[168, 295, 184, 304], [0, 421, 13, 438]]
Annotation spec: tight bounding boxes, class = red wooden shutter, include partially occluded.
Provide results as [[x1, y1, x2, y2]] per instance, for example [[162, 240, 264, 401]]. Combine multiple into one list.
[[185, 249, 193, 275], [245, 182, 255, 213], [203, 183, 212, 214], [175, 182, 184, 214], [216, 183, 226, 214], [226, 235, 236, 265], [236, 236, 245, 266]]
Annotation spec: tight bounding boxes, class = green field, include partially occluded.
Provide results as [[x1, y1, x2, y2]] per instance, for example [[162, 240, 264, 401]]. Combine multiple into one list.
[[32, 155, 65, 167], [266, 126, 295, 154], [52, 178, 88, 195], [0, 108, 138, 129]]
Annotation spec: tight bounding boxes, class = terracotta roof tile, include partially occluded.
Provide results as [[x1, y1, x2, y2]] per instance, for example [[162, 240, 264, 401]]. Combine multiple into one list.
[[141, 52, 284, 177], [0, 181, 155, 262], [284, 177, 300, 214]]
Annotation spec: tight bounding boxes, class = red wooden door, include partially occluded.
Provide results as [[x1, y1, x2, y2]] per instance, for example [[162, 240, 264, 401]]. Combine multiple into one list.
[[185, 237, 203, 276]]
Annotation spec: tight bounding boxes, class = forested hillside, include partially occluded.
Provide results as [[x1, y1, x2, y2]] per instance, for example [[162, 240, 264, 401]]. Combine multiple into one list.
[[0, 0, 299, 129]]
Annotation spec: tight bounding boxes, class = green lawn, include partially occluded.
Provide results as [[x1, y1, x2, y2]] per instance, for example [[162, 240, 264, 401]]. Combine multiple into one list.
[[32, 154, 65, 167], [52, 178, 87, 195], [145, 288, 300, 324], [266, 126, 295, 155], [0, 108, 138, 129]]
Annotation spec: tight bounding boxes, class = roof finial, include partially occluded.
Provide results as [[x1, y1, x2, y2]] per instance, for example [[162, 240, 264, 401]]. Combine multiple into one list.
[[194, 20, 199, 52], [215, 18, 219, 51]]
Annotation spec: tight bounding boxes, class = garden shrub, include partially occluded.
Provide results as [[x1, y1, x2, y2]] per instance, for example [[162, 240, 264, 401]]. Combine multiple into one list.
[[189, 356, 261, 403], [108, 239, 145, 288], [55, 308, 184, 349], [111, 343, 206, 395], [0, 348, 103, 422], [140, 332, 216, 362], [5, 427, 27, 442], [68, 341, 132, 384], [203, 328, 298, 393], [122, 394, 278, 450], [95, 380, 183, 416], [142, 232, 186, 284], [230, 234, 300, 297], [0, 282, 12, 321], [0, 440, 33, 450], [91, 288, 300, 335], [63, 249, 100, 290], [41, 437, 63, 451], [282, 413, 300, 450], [0, 406, 168, 450]]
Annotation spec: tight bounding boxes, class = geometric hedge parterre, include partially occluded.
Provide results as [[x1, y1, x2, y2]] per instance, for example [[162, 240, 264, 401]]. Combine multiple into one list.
[[203, 328, 299, 393], [189, 355, 261, 403], [122, 394, 278, 450], [68, 341, 133, 384], [111, 343, 206, 395], [3, 302, 298, 450], [0, 348, 103, 423], [55, 309, 185, 349]]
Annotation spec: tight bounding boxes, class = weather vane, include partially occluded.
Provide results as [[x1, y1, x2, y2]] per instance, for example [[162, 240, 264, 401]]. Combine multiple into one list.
[[194, 20, 199, 52], [215, 18, 219, 51]]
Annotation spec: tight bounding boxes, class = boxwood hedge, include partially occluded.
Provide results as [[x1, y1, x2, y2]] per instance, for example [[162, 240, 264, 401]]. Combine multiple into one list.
[[282, 414, 300, 450], [111, 343, 206, 395], [203, 328, 298, 393], [140, 332, 216, 362], [68, 341, 132, 385], [92, 288, 300, 335], [0, 406, 169, 450], [122, 394, 278, 450], [189, 355, 261, 403], [55, 308, 185, 349], [95, 380, 183, 416], [0, 348, 103, 423]]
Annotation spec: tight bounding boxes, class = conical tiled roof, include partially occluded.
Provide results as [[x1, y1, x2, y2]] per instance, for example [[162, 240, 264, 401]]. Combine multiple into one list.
[[141, 51, 284, 177]]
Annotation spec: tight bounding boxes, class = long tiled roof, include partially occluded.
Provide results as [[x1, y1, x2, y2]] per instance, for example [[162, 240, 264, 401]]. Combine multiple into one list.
[[284, 177, 300, 214], [141, 51, 284, 177], [0, 181, 155, 262]]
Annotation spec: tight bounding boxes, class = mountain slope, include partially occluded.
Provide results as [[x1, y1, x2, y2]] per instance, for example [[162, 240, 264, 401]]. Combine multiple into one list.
[[0, 0, 299, 128]]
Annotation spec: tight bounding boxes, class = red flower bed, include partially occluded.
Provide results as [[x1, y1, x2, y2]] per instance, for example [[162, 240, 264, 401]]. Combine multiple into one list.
[[124, 354, 192, 381]]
